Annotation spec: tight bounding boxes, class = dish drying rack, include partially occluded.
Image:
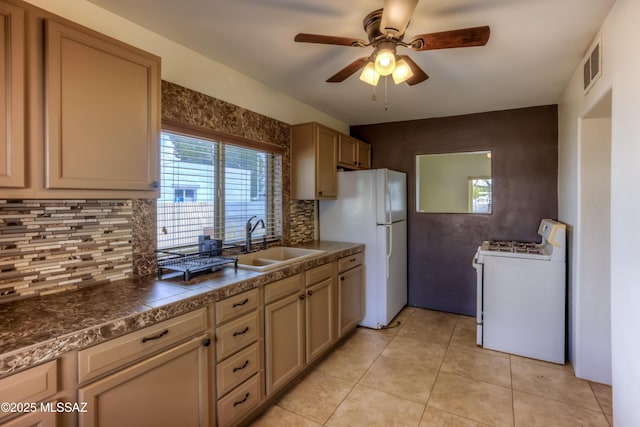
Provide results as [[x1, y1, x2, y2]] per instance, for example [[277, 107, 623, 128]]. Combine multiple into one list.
[[156, 249, 237, 281]]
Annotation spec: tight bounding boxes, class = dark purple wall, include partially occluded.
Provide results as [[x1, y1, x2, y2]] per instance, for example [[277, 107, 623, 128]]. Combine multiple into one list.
[[351, 105, 558, 315]]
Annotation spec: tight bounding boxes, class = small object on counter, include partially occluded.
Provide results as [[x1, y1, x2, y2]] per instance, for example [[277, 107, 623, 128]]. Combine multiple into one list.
[[156, 244, 237, 281]]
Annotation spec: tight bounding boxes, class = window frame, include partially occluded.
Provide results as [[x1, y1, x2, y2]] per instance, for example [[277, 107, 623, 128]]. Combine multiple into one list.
[[159, 119, 285, 250]]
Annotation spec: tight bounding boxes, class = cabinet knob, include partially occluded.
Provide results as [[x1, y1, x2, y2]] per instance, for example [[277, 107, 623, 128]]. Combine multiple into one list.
[[307, 290, 314, 296], [340, 276, 345, 281], [318, 191, 323, 196], [202, 338, 211, 347], [299, 294, 306, 300], [151, 181, 159, 189]]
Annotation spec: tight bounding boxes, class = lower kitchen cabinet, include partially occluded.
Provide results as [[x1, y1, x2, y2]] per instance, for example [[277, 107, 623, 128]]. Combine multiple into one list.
[[264, 275, 305, 396], [0, 410, 55, 427], [78, 335, 210, 427], [305, 264, 335, 364], [213, 288, 263, 427], [338, 255, 364, 338], [0, 360, 58, 427]]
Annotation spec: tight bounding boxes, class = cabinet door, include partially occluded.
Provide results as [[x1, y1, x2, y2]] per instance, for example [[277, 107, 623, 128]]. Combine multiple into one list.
[[357, 141, 371, 169], [264, 292, 305, 395], [338, 265, 364, 338], [0, 0, 25, 188], [0, 410, 56, 427], [337, 134, 357, 168], [78, 335, 210, 427], [44, 19, 160, 192], [315, 125, 337, 198], [305, 277, 334, 363]]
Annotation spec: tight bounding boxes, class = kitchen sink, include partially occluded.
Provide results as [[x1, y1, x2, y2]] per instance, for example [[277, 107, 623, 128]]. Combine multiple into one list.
[[237, 247, 326, 272]]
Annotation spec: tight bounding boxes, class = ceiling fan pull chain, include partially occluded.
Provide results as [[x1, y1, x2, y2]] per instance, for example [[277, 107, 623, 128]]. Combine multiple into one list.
[[384, 76, 389, 111], [372, 85, 377, 101]]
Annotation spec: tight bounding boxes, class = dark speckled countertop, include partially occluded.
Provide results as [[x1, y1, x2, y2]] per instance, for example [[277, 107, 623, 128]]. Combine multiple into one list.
[[0, 241, 363, 378]]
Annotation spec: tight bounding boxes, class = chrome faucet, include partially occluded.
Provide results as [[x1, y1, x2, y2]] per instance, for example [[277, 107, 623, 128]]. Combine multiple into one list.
[[245, 216, 266, 253]]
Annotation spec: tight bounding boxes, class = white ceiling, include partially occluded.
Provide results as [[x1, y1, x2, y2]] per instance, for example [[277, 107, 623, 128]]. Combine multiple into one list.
[[88, 0, 615, 126]]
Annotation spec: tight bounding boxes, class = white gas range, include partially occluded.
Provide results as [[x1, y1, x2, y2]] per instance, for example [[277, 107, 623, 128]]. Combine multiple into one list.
[[472, 219, 566, 364]]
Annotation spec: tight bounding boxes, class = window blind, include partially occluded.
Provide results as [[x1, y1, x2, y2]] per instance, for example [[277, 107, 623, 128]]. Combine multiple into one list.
[[157, 131, 282, 250]]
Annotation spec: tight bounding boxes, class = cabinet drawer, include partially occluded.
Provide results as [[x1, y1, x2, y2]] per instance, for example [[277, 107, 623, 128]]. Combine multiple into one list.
[[216, 288, 259, 324], [305, 262, 333, 286], [217, 374, 261, 427], [78, 308, 207, 383], [0, 361, 57, 409], [216, 342, 260, 397], [216, 311, 259, 362], [338, 252, 364, 273], [264, 274, 302, 304]]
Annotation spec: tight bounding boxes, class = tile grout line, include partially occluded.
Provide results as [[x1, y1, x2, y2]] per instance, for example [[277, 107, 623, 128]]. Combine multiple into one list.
[[417, 314, 463, 425], [588, 381, 611, 420], [320, 317, 402, 426]]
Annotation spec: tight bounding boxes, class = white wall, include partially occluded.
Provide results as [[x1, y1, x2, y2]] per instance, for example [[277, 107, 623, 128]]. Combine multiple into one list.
[[22, 0, 349, 134], [558, 0, 640, 424], [578, 111, 611, 385]]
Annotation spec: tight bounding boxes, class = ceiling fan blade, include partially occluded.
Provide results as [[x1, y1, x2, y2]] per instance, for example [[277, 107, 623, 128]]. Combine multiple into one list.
[[294, 33, 366, 47], [380, 0, 419, 37], [410, 25, 490, 51], [399, 55, 429, 86], [326, 57, 370, 82]]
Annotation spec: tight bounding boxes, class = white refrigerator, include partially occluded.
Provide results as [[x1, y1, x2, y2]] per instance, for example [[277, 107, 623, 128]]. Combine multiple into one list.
[[319, 169, 407, 329]]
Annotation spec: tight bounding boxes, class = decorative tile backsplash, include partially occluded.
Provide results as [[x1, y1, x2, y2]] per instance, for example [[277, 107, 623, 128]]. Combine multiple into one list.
[[0, 200, 134, 303], [0, 80, 318, 302], [289, 200, 316, 245]]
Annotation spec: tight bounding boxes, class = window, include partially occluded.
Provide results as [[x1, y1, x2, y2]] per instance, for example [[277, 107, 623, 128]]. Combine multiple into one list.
[[158, 130, 282, 250], [174, 188, 197, 202], [469, 177, 492, 214]]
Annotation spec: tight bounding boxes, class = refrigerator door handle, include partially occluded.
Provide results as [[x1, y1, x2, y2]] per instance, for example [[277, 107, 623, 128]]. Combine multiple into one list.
[[386, 189, 392, 224], [386, 224, 393, 279]]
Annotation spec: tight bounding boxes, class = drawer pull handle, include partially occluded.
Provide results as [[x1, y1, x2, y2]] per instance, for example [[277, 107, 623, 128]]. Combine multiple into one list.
[[141, 329, 168, 343], [232, 298, 249, 308], [233, 326, 250, 337], [350, 258, 356, 262], [233, 360, 250, 372], [233, 392, 250, 407], [340, 276, 345, 281]]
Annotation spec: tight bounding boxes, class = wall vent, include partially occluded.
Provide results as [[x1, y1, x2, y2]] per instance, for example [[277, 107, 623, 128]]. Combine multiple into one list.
[[583, 36, 602, 94]]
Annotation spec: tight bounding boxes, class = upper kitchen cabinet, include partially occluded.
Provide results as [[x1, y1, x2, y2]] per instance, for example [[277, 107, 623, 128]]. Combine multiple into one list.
[[0, 0, 25, 189], [338, 134, 371, 170], [1, 1, 161, 198], [291, 122, 337, 200], [40, 14, 160, 196]]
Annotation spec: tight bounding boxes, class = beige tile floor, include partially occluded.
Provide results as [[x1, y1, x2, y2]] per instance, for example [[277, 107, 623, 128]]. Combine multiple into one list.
[[250, 307, 613, 427]]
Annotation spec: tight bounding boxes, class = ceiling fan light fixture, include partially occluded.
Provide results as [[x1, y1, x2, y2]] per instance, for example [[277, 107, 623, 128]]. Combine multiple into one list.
[[391, 58, 414, 84], [359, 62, 380, 86], [375, 48, 396, 76]]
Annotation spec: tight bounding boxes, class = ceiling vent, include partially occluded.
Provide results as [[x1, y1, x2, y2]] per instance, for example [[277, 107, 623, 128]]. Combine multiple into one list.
[[583, 36, 602, 94]]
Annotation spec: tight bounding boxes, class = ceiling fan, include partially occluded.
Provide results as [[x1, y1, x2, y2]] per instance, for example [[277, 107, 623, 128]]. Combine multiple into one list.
[[294, 0, 490, 86]]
